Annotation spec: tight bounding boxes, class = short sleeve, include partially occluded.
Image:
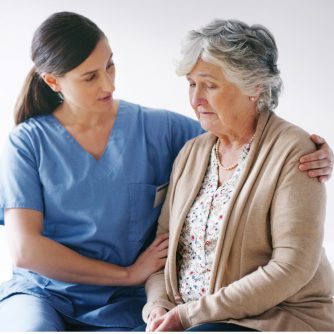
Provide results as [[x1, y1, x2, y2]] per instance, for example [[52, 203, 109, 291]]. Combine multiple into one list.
[[0, 129, 44, 213], [0, 208, 4, 225]]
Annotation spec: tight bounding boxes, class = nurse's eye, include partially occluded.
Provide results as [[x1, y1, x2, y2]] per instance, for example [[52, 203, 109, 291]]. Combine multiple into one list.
[[85, 74, 97, 82], [106, 61, 114, 70]]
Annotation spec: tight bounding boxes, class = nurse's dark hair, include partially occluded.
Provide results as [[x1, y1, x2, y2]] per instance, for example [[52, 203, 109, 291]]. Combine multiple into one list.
[[15, 11, 105, 125]]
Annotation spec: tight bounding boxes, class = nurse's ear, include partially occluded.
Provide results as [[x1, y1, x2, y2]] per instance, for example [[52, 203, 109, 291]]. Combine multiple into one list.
[[41, 73, 61, 93]]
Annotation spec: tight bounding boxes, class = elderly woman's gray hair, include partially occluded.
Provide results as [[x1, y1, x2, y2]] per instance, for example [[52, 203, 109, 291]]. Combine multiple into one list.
[[176, 19, 283, 112]]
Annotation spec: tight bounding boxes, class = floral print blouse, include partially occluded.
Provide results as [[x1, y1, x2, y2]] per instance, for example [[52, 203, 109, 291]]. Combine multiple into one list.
[[176, 140, 251, 302]]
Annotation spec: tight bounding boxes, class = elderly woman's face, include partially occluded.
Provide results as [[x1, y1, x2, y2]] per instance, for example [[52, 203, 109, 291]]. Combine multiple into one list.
[[187, 59, 253, 137]]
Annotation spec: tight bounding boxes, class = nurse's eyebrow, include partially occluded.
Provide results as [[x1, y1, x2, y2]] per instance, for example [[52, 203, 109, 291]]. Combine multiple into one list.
[[81, 53, 113, 77]]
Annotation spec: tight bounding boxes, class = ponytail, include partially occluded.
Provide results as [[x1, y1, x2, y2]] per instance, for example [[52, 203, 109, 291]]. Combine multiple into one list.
[[15, 12, 105, 125], [14, 67, 62, 125]]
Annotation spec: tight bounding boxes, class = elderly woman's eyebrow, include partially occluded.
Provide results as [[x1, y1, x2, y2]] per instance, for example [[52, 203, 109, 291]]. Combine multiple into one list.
[[187, 73, 218, 80]]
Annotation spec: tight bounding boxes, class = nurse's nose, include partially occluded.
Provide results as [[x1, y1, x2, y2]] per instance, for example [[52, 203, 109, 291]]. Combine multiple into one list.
[[100, 72, 115, 93]]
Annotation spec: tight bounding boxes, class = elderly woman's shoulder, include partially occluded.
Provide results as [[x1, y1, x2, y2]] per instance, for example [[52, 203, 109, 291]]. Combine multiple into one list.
[[171, 132, 213, 172], [182, 131, 214, 148], [267, 112, 316, 152], [175, 132, 215, 159]]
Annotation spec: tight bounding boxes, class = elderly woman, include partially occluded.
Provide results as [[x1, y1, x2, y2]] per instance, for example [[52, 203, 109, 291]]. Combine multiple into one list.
[[142, 19, 334, 332]]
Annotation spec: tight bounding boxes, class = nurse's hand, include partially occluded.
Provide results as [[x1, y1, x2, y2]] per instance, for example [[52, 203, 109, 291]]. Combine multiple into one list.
[[127, 233, 168, 285], [299, 134, 333, 183]]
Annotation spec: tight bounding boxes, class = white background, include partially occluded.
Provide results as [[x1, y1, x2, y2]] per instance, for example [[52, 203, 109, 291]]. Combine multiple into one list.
[[0, 0, 333, 282]]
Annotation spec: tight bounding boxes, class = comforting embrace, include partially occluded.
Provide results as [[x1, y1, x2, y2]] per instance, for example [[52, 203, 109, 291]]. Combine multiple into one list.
[[0, 12, 333, 332]]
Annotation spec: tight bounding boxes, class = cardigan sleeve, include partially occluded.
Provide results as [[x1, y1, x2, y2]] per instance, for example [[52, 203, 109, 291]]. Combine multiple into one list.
[[142, 139, 196, 321], [142, 181, 176, 321], [177, 131, 327, 328]]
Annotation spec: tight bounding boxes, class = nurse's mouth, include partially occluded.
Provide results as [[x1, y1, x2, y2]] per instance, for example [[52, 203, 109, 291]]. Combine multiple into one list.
[[98, 94, 112, 103]]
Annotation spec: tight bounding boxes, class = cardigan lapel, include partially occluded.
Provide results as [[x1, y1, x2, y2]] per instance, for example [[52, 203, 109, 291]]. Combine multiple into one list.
[[208, 110, 273, 292], [168, 134, 216, 302]]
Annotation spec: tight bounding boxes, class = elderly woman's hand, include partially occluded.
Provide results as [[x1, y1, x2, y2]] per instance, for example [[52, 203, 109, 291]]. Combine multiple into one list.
[[299, 134, 333, 183], [146, 307, 167, 332], [147, 307, 184, 332]]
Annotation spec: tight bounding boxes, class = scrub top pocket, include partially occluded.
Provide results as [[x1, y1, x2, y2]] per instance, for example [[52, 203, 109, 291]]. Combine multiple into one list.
[[128, 183, 162, 242]]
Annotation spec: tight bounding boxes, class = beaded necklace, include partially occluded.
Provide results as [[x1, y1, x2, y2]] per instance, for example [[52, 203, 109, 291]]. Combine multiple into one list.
[[215, 134, 255, 171]]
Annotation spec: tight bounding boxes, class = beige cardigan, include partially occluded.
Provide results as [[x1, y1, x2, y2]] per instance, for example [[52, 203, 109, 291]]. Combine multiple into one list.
[[143, 110, 334, 331]]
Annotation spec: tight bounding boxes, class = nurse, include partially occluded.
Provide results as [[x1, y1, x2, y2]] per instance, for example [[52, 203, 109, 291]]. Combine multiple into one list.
[[0, 12, 332, 331]]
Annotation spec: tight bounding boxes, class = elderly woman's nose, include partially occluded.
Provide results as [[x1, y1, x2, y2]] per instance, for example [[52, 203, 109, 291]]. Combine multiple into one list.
[[192, 89, 206, 106]]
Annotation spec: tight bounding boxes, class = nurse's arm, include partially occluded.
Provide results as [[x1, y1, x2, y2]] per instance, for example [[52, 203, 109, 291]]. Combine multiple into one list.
[[4, 208, 168, 286]]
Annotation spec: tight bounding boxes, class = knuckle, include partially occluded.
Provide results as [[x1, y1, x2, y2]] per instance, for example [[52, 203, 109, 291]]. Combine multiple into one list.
[[303, 162, 310, 169], [151, 319, 158, 326], [321, 167, 329, 174], [319, 153, 327, 160]]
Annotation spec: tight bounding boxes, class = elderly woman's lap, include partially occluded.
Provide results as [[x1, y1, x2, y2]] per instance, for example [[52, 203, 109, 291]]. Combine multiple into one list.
[[186, 323, 258, 331], [132, 322, 258, 332]]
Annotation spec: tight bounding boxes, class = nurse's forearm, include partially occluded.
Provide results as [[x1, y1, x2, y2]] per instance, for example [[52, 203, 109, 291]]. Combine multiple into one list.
[[14, 234, 134, 285], [6, 208, 167, 286]]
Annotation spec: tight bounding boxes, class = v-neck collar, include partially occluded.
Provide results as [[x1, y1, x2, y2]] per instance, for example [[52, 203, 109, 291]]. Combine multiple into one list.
[[49, 101, 124, 163]]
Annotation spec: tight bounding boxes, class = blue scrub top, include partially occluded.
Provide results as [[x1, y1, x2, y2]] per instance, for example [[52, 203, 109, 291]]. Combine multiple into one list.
[[0, 100, 203, 328]]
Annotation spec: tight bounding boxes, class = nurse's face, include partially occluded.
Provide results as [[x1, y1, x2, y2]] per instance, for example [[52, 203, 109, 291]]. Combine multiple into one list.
[[45, 38, 116, 114]]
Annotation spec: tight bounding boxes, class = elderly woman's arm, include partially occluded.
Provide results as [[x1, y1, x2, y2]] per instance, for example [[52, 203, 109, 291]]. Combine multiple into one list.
[[143, 258, 174, 322], [143, 165, 178, 327], [142, 140, 200, 330]]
